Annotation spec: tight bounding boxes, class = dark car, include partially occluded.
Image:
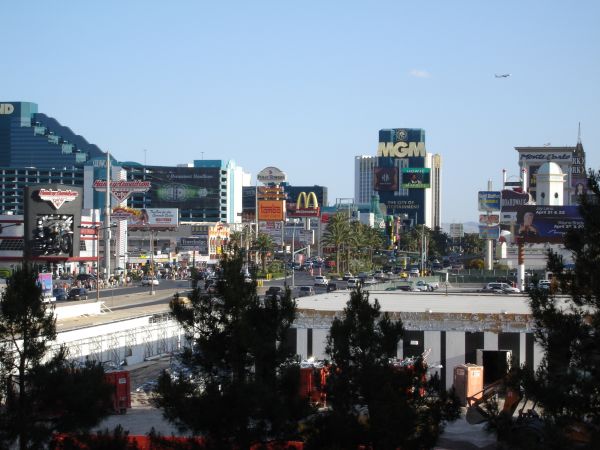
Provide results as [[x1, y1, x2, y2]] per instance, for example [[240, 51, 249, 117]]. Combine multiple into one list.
[[76, 273, 96, 281], [52, 287, 68, 301], [68, 287, 88, 301], [265, 286, 284, 299], [326, 282, 337, 292]]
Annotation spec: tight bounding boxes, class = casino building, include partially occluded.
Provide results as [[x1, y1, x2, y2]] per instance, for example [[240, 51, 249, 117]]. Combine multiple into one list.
[[355, 129, 442, 229]]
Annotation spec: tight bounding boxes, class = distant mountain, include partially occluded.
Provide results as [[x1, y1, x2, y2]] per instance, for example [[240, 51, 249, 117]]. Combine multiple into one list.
[[441, 222, 479, 234]]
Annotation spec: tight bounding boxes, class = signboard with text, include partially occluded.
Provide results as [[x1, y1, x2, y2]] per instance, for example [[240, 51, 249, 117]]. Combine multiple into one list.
[[516, 205, 583, 243], [478, 191, 501, 212], [401, 168, 431, 189], [258, 200, 285, 222]]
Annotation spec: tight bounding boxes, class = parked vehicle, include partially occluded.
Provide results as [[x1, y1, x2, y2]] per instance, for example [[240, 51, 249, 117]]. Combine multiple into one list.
[[298, 286, 315, 297], [141, 276, 159, 286], [265, 286, 284, 300], [538, 279, 552, 290], [413, 280, 434, 292], [314, 276, 329, 286], [67, 287, 88, 301], [52, 287, 68, 301], [481, 282, 520, 294], [342, 272, 354, 281], [326, 282, 338, 292], [347, 278, 360, 289]]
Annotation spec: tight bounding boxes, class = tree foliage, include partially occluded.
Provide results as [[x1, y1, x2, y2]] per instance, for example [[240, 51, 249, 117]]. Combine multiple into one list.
[[0, 264, 112, 450], [303, 287, 460, 449], [154, 249, 310, 449], [522, 171, 600, 448]]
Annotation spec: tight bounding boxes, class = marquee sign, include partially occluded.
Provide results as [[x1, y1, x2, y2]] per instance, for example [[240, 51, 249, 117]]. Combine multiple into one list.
[[289, 191, 320, 217], [257, 166, 287, 184], [38, 189, 79, 209], [93, 180, 151, 202]]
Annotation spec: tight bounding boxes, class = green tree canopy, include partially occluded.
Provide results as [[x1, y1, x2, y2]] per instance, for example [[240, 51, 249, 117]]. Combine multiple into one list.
[[0, 265, 112, 450], [154, 250, 310, 449], [303, 287, 459, 449]]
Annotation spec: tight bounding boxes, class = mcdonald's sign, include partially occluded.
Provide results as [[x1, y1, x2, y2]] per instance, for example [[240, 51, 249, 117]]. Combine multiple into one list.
[[289, 191, 320, 218]]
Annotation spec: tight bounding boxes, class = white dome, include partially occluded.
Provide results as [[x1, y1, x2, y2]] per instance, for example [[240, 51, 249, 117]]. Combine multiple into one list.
[[537, 161, 563, 175]]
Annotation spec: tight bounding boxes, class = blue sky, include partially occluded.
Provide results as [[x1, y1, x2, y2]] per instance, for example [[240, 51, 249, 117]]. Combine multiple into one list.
[[2, 1, 598, 222]]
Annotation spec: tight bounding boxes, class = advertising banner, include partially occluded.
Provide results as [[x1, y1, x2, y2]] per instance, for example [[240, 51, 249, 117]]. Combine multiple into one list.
[[37, 273, 53, 300], [258, 200, 285, 222], [516, 205, 583, 243], [449, 223, 464, 239], [374, 167, 399, 191], [478, 191, 501, 212], [501, 189, 531, 211], [288, 191, 320, 217], [401, 168, 431, 189], [115, 207, 179, 229], [479, 214, 500, 226], [179, 237, 208, 254], [479, 225, 500, 240], [145, 167, 220, 209]]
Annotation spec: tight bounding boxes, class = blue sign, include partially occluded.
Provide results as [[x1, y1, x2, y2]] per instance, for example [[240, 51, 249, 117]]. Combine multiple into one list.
[[478, 191, 501, 212], [479, 225, 500, 239]]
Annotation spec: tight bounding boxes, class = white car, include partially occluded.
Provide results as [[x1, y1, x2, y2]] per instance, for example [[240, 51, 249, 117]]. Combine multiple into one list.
[[314, 276, 329, 286], [141, 276, 159, 286], [347, 278, 360, 289]]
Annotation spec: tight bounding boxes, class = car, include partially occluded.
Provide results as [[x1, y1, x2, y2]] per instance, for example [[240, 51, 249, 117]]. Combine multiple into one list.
[[413, 280, 434, 292], [170, 291, 192, 308], [52, 287, 68, 301], [481, 282, 520, 294], [346, 278, 360, 289], [409, 267, 420, 276], [67, 287, 88, 301], [342, 272, 354, 281], [314, 276, 329, 286], [141, 276, 159, 286], [76, 273, 97, 281], [326, 282, 338, 292], [265, 286, 284, 299], [538, 280, 552, 290], [298, 286, 315, 297]]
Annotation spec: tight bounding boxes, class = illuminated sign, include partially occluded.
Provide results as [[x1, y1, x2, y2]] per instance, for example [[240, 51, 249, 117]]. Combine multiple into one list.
[[258, 200, 285, 221], [0, 104, 14, 115], [374, 167, 398, 191], [401, 168, 430, 189], [93, 180, 151, 202], [479, 226, 500, 239], [516, 206, 583, 243], [479, 214, 500, 226], [289, 191, 320, 217], [38, 189, 79, 209], [377, 141, 426, 158]]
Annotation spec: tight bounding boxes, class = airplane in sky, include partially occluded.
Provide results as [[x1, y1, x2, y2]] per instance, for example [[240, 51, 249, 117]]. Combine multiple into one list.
[[494, 73, 511, 78]]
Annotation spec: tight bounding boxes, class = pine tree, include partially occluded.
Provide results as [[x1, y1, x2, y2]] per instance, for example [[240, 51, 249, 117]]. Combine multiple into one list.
[[0, 264, 113, 449], [303, 287, 460, 449], [523, 171, 600, 448], [153, 249, 310, 449]]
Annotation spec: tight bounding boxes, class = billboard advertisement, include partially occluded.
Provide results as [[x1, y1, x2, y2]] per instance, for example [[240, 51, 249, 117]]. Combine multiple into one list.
[[258, 200, 285, 222], [288, 191, 320, 217], [401, 168, 430, 189], [24, 185, 83, 258], [479, 226, 500, 239], [145, 167, 220, 209], [113, 207, 179, 229], [374, 167, 399, 191], [501, 189, 531, 211], [478, 191, 501, 212], [179, 237, 208, 254], [479, 214, 500, 226], [516, 205, 583, 243]]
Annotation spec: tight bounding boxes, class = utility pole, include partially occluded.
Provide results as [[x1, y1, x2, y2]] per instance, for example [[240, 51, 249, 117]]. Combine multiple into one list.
[[105, 152, 112, 281]]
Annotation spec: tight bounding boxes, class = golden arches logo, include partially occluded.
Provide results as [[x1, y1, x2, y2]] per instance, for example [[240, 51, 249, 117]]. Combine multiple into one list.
[[296, 191, 319, 209]]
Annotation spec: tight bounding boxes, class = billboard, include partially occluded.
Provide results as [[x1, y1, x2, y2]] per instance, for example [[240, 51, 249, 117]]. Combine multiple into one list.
[[501, 189, 531, 211], [516, 205, 583, 243], [122, 208, 179, 229], [401, 168, 430, 189], [479, 214, 500, 226], [257, 166, 287, 184], [179, 237, 208, 254], [374, 167, 399, 191], [479, 225, 500, 239], [288, 191, 320, 218], [145, 167, 220, 209], [258, 200, 285, 221], [478, 191, 501, 212], [24, 185, 83, 258]]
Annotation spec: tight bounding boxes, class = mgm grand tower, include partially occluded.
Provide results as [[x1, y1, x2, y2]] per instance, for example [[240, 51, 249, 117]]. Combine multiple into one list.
[[354, 128, 442, 229]]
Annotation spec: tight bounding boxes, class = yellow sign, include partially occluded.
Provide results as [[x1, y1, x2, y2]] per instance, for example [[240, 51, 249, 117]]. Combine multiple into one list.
[[290, 191, 320, 217]]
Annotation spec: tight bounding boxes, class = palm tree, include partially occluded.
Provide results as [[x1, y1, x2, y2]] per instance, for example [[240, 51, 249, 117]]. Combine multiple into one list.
[[252, 232, 275, 272], [322, 213, 351, 273]]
